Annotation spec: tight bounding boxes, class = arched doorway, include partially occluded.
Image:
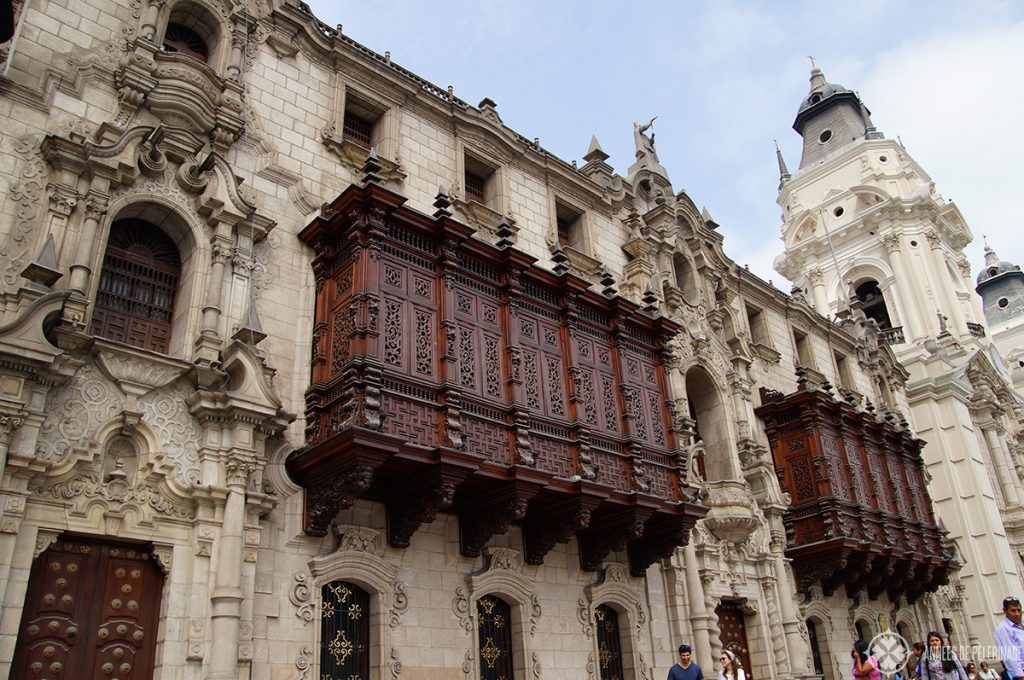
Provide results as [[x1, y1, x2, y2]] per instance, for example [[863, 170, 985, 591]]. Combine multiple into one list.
[[11, 535, 165, 679]]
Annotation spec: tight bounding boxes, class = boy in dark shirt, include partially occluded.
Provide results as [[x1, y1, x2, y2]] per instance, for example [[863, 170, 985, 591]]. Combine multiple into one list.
[[668, 644, 705, 680]]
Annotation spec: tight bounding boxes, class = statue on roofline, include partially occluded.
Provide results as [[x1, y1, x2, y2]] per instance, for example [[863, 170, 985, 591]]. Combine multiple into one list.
[[633, 116, 659, 163]]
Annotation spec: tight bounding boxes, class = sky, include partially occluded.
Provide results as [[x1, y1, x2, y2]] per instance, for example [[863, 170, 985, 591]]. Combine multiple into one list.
[[304, 0, 1024, 290]]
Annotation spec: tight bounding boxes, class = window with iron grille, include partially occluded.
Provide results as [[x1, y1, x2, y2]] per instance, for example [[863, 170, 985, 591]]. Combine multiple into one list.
[[465, 170, 486, 203], [343, 110, 374, 149], [477, 595, 514, 680], [91, 219, 180, 354], [595, 604, 626, 680], [163, 22, 209, 62], [320, 581, 370, 679]]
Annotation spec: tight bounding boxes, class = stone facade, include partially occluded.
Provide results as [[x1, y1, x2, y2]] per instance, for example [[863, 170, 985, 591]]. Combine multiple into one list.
[[0, 3, 983, 680]]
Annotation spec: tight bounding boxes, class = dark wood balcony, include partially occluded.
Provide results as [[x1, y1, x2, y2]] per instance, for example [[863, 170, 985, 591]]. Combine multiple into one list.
[[286, 178, 705, 574], [755, 386, 954, 602]]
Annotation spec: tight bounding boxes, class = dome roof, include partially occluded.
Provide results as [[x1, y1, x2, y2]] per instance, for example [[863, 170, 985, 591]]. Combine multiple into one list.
[[796, 67, 853, 116], [977, 245, 1022, 285]]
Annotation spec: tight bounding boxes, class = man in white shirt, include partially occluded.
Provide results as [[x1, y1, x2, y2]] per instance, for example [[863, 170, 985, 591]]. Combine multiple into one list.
[[995, 596, 1024, 680]]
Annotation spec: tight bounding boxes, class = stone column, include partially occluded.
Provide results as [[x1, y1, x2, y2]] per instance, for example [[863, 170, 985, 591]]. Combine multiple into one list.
[[921, 231, 967, 337], [773, 549, 809, 674], [207, 460, 251, 680], [982, 421, 1021, 507], [68, 192, 109, 292], [880, 234, 924, 341], [195, 243, 231, 363], [684, 543, 712, 662], [807, 268, 829, 317], [139, 0, 166, 41], [225, 27, 245, 82]]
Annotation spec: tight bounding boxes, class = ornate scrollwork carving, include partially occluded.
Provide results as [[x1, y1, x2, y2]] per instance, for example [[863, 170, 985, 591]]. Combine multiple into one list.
[[295, 644, 312, 680], [530, 594, 542, 637], [390, 581, 408, 630], [463, 650, 474, 680], [289, 571, 315, 625], [452, 586, 472, 634], [577, 597, 594, 638], [305, 465, 374, 537]]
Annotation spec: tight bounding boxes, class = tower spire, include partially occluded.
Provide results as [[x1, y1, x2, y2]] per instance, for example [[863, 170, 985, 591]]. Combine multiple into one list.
[[775, 139, 791, 189]]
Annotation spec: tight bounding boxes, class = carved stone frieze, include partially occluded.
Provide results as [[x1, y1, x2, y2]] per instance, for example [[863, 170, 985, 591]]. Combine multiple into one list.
[[33, 471, 192, 520], [37, 363, 122, 464]]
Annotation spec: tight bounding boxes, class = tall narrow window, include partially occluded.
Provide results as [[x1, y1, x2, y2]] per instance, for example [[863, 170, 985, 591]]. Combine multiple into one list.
[[595, 604, 626, 680], [555, 200, 584, 250], [464, 154, 497, 208], [320, 581, 370, 679], [477, 595, 514, 680], [342, 96, 384, 150], [793, 330, 814, 367], [746, 304, 769, 346], [91, 219, 180, 354], [807, 619, 824, 676]]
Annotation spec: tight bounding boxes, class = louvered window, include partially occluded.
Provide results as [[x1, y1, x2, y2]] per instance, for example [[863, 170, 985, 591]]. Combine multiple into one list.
[[343, 110, 373, 148], [91, 220, 180, 354], [595, 604, 625, 680], [163, 22, 209, 62], [477, 595, 514, 680], [320, 581, 370, 679]]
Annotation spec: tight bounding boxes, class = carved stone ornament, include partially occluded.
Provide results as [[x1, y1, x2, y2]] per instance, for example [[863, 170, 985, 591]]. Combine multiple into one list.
[[390, 581, 408, 630], [452, 586, 472, 634], [578, 597, 594, 638], [530, 594, 542, 637], [587, 653, 597, 680], [334, 524, 380, 554], [289, 571, 315, 625], [532, 651, 542, 680], [295, 644, 312, 680], [463, 650, 474, 680], [390, 647, 403, 680]]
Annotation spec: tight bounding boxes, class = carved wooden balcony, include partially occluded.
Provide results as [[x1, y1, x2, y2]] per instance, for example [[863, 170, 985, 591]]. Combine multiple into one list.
[[286, 179, 705, 575], [755, 386, 954, 602]]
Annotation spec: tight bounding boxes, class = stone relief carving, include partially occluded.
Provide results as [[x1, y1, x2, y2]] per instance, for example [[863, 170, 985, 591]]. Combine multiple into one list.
[[335, 525, 379, 553], [530, 594, 542, 637], [290, 571, 315, 625], [452, 586, 472, 634], [462, 650, 474, 680], [577, 597, 594, 638], [532, 651, 542, 680], [139, 379, 202, 485], [294, 644, 312, 680], [390, 581, 408, 630], [639, 654, 652, 680], [586, 653, 597, 680], [38, 363, 122, 463], [1, 137, 46, 287], [390, 647, 402, 679], [34, 471, 192, 520]]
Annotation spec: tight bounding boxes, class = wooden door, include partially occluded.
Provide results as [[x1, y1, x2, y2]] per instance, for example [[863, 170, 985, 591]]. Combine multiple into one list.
[[716, 600, 753, 680], [11, 536, 164, 680]]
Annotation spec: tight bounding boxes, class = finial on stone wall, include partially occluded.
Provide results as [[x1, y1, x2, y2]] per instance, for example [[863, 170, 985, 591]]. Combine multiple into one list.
[[361, 147, 383, 184], [642, 284, 658, 314], [495, 217, 515, 249], [233, 302, 267, 346], [551, 244, 569, 276], [21, 234, 62, 287], [600, 268, 617, 297], [433, 185, 452, 218], [584, 135, 610, 164]]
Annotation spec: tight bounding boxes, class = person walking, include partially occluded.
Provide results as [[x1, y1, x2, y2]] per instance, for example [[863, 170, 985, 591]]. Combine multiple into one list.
[[718, 649, 745, 680], [996, 597, 1024, 680], [919, 631, 967, 680], [669, 644, 704, 680]]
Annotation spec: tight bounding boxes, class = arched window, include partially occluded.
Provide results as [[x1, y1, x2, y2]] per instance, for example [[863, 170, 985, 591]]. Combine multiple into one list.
[[91, 219, 181, 354], [854, 280, 892, 330], [163, 22, 209, 61], [477, 595, 514, 680], [160, 2, 222, 66], [595, 604, 626, 680], [685, 367, 733, 480], [320, 581, 370, 679]]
